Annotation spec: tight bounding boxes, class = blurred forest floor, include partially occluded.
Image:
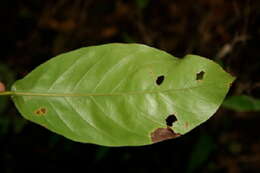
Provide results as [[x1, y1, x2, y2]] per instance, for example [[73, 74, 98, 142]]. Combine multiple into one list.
[[0, 0, 260, 173]]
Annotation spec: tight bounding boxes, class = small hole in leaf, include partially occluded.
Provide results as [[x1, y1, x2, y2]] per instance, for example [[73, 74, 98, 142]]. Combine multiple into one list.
[[166, 114, 177, 126], [196, 71, 205, 80], [156, 75, 165, 85]]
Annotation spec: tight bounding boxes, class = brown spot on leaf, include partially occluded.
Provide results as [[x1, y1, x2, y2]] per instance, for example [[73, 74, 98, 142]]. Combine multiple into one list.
[[35, 108, 47, 115], [40, 108, 46, 114], [151, 127, 181, 143], [185, 122, 189, 128]]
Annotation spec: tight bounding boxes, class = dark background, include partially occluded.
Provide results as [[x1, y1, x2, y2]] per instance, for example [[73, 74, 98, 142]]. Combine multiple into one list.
[[1, 0, 260, 173]]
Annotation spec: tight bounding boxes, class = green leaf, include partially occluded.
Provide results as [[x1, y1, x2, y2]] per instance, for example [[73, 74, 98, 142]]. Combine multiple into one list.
[[186, 134, 215, 173], [222, 95, 260, 112], [10, 43, 234, 146]]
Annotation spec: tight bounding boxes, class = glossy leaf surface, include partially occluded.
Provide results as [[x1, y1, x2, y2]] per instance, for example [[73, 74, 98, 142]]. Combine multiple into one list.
[[11, 43, 234, 146]]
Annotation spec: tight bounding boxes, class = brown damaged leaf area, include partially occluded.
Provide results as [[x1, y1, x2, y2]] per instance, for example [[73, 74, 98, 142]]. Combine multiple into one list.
[[35, 107, 47, 116], [151, 127, 181, 143], [185, 122, 189, 128]]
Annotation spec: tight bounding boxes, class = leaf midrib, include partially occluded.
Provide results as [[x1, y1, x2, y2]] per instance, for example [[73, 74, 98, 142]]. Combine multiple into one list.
[[11, 85, 203, 97]]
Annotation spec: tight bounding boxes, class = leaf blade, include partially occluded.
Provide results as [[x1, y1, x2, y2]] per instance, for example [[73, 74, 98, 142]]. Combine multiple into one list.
[[11, 43, 234, 146]]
